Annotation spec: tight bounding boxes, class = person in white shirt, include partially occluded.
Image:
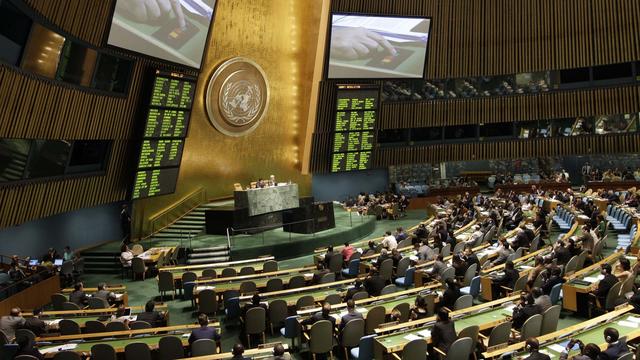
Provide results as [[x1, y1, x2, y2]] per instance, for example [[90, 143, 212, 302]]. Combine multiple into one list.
[[381, 231, 397, 250], [120, 244, 134, 267]]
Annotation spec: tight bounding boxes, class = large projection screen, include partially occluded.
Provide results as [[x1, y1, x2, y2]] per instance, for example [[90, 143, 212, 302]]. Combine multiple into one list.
[[327, 14, 431, 79], [107, 0, 216, 68]]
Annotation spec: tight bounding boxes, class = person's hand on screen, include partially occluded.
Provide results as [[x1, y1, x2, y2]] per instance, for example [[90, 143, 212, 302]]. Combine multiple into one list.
[[118, 0, 172, 22], [330, 27, 397, 60]]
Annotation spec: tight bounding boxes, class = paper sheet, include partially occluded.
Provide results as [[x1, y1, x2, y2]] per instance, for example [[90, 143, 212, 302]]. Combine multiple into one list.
[[626, 316, 640, 323], [356, 307, 368, 313], [40, 343, 78, 354], [548, 344, 567, 353], [583, 277, 599, 283], [403, 334, 422, 341], [618, 320, 639, 328], [417, 329, 431, 338]]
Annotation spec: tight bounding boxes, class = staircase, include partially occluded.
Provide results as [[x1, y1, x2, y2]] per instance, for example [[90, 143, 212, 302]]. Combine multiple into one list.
[[82, 250, 121, 274], [187, 245, 230, 264], [146, 203, 218, 245], [0, 145, 28, 182]]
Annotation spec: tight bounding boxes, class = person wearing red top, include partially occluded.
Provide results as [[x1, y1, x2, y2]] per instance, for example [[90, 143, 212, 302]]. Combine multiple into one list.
[[342, 242, 354, 262]]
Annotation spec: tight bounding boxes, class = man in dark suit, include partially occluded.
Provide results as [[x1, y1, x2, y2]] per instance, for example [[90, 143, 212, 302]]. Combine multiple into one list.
[[136, 300, 165, 327], [523, 337, 551, 360], [462, 244, 479, 275], [323, 245, 336, 268], [301, 303, 336, 330], [230, 343, 250, 360], [22, 308, 46, 336], [69, 282, 89, 307], [428, 309, 457, 359], [311, 263, 331, 284], [189, 313, 221, 351], [344, 279, 363, 301], [553, 241, 571, 265], [266, 343, 290, 360], [541, 267, 563, 295], [363, 268, 386, 296], [593, 264, 618, 308], [492, 261, 519, 298], [339, 300, 363, 331], [602, 327, 629, 359], [242, 294, 268, 318], [439, 278, 461, 311], [512, 293, 541, 330], [94, 283, 117, 304]]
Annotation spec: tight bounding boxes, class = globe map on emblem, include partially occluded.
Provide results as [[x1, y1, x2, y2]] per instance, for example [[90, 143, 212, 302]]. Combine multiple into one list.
[[205, 58, 269, 137]]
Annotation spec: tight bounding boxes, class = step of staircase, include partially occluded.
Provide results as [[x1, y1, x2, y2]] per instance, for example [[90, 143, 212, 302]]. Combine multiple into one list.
[[188, 251, 230, 258], [192, 245, 229, 253], [186, 256, 230, 264]]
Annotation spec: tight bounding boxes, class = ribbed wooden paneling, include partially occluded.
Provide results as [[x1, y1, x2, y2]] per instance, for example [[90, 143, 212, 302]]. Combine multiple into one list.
[[374, 134, 640, 166], [331, 0, 640, 78], [22, 0, 114, 46]]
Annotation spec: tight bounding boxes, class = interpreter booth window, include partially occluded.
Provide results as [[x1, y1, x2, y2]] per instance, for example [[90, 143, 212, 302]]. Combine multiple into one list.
[[569, 117, 595, 136], [0, 0, 32, 66], [92, 53, 133, 93], [444, 125, 477, 142], [377, 129, 409, 146], [56, 40, 98, 86], [479, 122, 514, 140], [21, 23, 65, 79], [24, 140, 71, 179], [66, 140, 111, 174], [550, 118, 575, 137], [595, 113, 638, 134], [515, 71, 550, 94], [592, 63, 633, 82], [516, 121, 540, 139], [537, 120, 552, 138], [410, 127, 442, 144], [0, 139, 31, 182]]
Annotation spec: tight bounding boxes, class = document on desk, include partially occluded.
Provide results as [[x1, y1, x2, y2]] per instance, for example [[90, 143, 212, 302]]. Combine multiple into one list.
[[403, 333, 422, 341], [548, 344, 567, 353]]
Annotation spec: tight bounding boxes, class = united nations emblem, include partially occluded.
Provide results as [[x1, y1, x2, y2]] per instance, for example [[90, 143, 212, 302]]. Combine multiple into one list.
[[205, 58, 269, 136]]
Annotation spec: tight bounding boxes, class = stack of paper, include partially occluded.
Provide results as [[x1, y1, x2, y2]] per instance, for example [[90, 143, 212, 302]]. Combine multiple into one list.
[[417, 329, 431, 338], [618, 320, 639, 328], [403, 334, 422, 341], [548, 344, 567, 353], [583, 277, 599, 283]]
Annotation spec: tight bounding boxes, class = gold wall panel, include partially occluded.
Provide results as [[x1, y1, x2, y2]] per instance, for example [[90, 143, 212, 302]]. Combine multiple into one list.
[[133, 0, 323, 235]]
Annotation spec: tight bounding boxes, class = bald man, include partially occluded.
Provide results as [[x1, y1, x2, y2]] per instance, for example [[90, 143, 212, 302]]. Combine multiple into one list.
[[0, 307, 25, 340]]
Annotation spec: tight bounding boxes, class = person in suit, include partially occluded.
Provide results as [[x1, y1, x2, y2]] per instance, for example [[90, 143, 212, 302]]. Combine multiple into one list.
[[462, 244, 480, 275], [69, 282, 89, 307], [13, 333, 43, 360], [311, 263, 331, 284], [512, 293, 541, 330], [602, 327, 629, 359], [362, 241, 377, 257], [593, 263, 618, 308], [136, 300, 165, 327], [0, 307, 25, 340], [390, 248, 402, 268], [532, 287, 552, 312], [523, 337, 551, 360], [22, 308, 46, 336], [188, 313, 221, 351], [428, 254, 447, 280], [323, 245, 336, 268], [428, 309, 457, 359], [94, 282, 117, 304], [559, 340, 602, 360], [376, 248, 392, 267], [339, 299, 363, 331], [417, 240, 436, 262], [364, 268, 386, 296], [242, 294, 268, 318], [231, 343, 250, 360], [541, 267, 563, 295], [486, 239, 513, 268], [439, 278, 461, 311], [492, 260, 520, 298], [410, 295, 431, 320], [345, 279, 363, 301], [553, 241, 572, 266], [267, 343, 290, 360], [301, 302, 336, 329]]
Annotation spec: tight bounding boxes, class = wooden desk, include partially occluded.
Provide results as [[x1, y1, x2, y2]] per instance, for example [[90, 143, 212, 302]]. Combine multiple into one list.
[[159, 256, 274, 272], [60, 285, 126, 294], [137, 247, 175, 264], [0, 275, 59, 316], [237, 278, 359, 306]]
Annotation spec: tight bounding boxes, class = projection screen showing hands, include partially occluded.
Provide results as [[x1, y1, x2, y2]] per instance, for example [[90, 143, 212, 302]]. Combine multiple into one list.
[[327, 14, 431, 79], [108, 0, 216, 69]]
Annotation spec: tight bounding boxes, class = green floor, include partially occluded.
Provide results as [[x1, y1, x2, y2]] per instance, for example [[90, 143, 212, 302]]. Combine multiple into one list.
[[77, 223, 619, 358]]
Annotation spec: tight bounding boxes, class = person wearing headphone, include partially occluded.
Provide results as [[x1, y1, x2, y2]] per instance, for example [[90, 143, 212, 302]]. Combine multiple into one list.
[[523, 337, 550, 360], [602, 327, 629, 359], [592, 264, 618, 308], [559, 339, 601, 360]]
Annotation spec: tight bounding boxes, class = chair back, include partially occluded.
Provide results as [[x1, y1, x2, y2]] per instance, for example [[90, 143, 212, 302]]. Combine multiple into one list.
[[265, 278, 283, 292], [520, 314, 543, 340], [392, 302, 411, 323], [181, 271, 197, 284], [239, 266, 255, 275], [468, 276, 481, 298], [158, 272, 175, 292], [462, 264, 477, 286], [345, 259, 360, 277], [379, 259, 394, 281], [400, 267, 416, 287], [221, 268, 237, 277], [239, 281, 257, 294], [183, 281, 196, 302], [453, 242, 465, 255], [454, 294, 473, 310], [245, 307, 266, 335], [202, 269, 217, 278], [401, 339, 428, 360], [198, 289, 218, 315], [604, 281, 624, 310], [263, 260, 278, 272], [354, 335, 375, 359], [617, 352, 633, 360], [132, 257, 146, 274], [458, 325, 479, 353], [268, 299, 288, 330], [53, 351, 81, 360], [88, 297, 109, 309], [124, 342, 151, 360], [532, 272, 544, 289], [288, 275, 306, 289], [15, 356, 39, 360], [224, 296, 241, 320], [488, 321, 512, 347], [396, 257, 411, 278], [621, 275, 635, 297], [91, 343, 117, 360], [564, 256, 578, 275], [105, 321, 127, 332], [329, 253, 343, 273], [549, 283, 563, 304], [129, 321, 152, 330], [59, 319, 81, 335], [15, 329, 35, 343], [575, 250, 588, 271], [51, 293, 67, 310], [541, 305, 561, 335], [62, 302, 81, 310], [296, 295, 315, 309], [530, 236, 541, 252], [84, 320, 107, 333], [191, 339, 217, 356], [341, 318, 365, 348], [365, 305, 386, 334], [352, 291, 368, 301], [324, 293, 342, 305], [380, 284, 397, 295], [319, 272, 336, 284], [398, 238, 413, 248], [309, 320, 334, 355], [513, 275, 528, 293], [441, 243, 451, 258], [282, 316, 301, 339], [440, 267, 455, 284], [445, 337, 473, 360]]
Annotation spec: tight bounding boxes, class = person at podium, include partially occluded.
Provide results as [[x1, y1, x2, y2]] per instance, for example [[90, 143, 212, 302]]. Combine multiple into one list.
[[269, 174, 276, 186]]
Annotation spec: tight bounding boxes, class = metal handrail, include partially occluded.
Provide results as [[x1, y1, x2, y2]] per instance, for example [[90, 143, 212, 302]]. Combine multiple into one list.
[[142, 187, 207, 240]]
